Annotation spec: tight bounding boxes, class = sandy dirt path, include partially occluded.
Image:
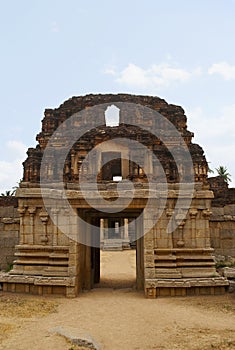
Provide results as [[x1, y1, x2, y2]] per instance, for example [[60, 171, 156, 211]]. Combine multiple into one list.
[[1, 250, 235, 350]]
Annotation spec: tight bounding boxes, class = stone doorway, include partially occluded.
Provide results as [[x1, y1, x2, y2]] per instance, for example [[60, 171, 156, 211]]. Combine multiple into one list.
[[84, 211, 144, 292]]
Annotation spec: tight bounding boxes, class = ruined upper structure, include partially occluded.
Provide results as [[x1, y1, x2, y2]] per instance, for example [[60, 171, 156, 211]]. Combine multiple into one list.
[[208, 176, 235, 207], [23, 94, 208, 185], [1, 93, 229, 298]]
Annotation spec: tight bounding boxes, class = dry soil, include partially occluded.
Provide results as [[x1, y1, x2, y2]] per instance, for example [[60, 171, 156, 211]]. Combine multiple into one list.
[[1, 250, 235, 350]]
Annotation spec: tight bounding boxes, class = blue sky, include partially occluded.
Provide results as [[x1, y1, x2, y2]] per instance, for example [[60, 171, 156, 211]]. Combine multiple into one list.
[[0, 0, 235, 192]]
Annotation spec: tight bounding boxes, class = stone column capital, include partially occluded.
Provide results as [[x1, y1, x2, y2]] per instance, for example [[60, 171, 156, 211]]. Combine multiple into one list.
[[189, 208, 198, 218], [39, 210, 49, 223], [28, 207, 37, 216], [18, 206, 26, 216], [166, 208, 174, 217], [202, 208, 212, 218]]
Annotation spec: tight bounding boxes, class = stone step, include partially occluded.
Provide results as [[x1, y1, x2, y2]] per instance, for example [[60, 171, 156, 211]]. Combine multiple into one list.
[[102, 239, 123, 251]]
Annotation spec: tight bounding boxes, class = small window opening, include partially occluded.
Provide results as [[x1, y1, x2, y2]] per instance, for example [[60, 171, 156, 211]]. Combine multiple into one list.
[[113, 175, 122, 182], [105, 105, 120, 127]]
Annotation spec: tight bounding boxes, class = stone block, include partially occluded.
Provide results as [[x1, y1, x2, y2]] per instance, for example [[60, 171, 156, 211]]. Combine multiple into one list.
[[224, 205, 235, 216], [229, 281, 235, 293], [51, 326, 100, 349], [222, 267, 235, 279]]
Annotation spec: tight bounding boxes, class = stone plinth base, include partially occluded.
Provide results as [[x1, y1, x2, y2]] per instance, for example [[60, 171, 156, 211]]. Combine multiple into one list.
[[145, 277, 229, 298], [0, 273, 76, 297]]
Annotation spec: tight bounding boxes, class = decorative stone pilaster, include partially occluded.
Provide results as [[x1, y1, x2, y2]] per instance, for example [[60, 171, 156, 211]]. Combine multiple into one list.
[[100, 218, 104, 241], [175, 212, 186, 248], [124, 218, 129, 240], [39, 210, 49, 244], [51, 208, 60, 246], [18, 206, 26, 244], [165, 208, 174, 249], [70, 150, 76, 174], [202, 208, 212, 248], [189, 208, 198, 248], [28, 207, 37, 244]]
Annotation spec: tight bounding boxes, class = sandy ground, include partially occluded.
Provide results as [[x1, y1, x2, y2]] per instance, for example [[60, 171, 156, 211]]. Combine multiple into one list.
[[1, 250, 235, 350]]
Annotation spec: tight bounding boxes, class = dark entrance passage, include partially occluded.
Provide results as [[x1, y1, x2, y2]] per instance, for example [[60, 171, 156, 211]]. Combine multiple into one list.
[[101, 152, 122, 180]]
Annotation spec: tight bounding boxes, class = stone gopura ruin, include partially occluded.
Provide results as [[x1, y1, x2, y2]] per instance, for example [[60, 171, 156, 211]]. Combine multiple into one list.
[[0, 93, 234, 298]]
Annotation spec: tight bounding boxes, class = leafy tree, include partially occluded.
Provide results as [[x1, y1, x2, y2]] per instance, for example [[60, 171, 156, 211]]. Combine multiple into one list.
[[215, 166, 232, 183]]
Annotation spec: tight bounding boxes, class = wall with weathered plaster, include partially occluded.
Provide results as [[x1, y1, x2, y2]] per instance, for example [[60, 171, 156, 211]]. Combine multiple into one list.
[[0, 205, 19, 271], [210, 204, 235, 258]]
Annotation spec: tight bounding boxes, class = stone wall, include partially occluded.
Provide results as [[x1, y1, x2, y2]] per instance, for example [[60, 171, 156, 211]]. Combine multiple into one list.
[[0, 205, 19, 271], [210, 204, 235, 258], [0, 196, 18, 207], [208, 176, 235, 259], [208, 177, 235, 207]]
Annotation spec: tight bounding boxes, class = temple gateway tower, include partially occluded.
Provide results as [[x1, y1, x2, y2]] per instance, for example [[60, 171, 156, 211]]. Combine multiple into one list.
[[0, 94, 228, 297]]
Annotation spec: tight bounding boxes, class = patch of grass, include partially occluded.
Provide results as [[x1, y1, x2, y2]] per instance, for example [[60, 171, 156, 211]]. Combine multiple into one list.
[[4, 263, 13, 272], [215, 261, 235, 269], [223, 304, 232, 312]]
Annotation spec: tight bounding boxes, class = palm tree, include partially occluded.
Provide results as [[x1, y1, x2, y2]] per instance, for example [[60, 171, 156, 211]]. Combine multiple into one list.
[[215, 166, 232, 183], [0, 180, 22, 197], [0, 190, 14, 197], [207, 162, 214, 174]]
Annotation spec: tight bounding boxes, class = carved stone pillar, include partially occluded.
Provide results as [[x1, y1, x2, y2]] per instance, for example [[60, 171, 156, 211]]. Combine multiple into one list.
[[175, 212, 186, 248], [39, 211, 49, 245], [18, 206, 26, 244], [51, 208, 60, 246], [28, 207, 36, 244], [90, 150, 97, 175], [202, 208, 212, 248], [71, 150, 76, 175], [166, 208, 174, 249], [124, 218, 129, 240], [100, 218, 104, 241], [189, 208, 198, 248]]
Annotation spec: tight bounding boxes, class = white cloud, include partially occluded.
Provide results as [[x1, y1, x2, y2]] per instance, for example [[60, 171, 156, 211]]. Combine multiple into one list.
[[186, 105, 235, 186], [105, 63, 201, 89], [0, 140, 27, 193], [208, 62, 235, 80], [51, 21, 60, 33], [103, 67, 117, 76], [6, 140, 27, 160]]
